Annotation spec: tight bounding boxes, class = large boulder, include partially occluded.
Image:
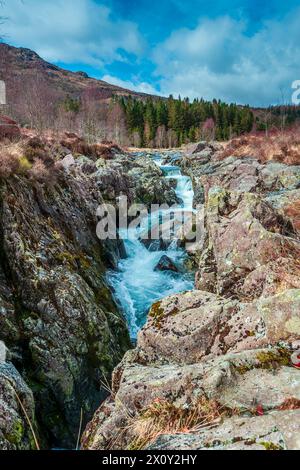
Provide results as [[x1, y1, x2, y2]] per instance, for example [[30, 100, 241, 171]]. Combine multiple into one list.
[[81, 341, 300, 450], [196, 189, 300, 299], [137, 289, 300, 365]]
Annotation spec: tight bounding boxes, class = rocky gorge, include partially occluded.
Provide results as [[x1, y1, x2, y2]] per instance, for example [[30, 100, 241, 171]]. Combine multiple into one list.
[[0, 134, 182, 449], [0, 134, 300, 450], [82, 142, 300, 451]]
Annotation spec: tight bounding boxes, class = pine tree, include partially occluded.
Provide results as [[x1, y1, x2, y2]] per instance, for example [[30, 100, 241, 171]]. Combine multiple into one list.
[[117, 95, 255, 147]]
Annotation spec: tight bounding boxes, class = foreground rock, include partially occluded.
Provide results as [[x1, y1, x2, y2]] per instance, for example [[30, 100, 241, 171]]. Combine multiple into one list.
[[0, 361, 38, 450]]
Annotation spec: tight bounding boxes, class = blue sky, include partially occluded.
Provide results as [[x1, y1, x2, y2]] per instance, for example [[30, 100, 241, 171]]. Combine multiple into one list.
[[2, 0, 300, 106]]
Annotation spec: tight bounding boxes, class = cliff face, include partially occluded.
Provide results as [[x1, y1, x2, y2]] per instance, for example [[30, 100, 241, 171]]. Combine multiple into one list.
[[0, 161, 132, 448], [0, 136, 180, 449], [82, 146, 300, 451]]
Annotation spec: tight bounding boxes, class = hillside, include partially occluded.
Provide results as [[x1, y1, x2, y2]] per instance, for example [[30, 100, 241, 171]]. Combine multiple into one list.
[[0, 42, 150, 101], [0, 43, 254, 147], [1, 42, 299, 148]]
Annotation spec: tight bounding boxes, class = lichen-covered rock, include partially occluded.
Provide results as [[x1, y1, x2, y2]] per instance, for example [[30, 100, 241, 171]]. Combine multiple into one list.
[[81, 342, 300, 450], [94, 153, 179, 207], [0, 162, 131, 447], [180, 151, 300, 208], [196, 188, 300, 299], [0, 362, 38, 450], [137, 289, 300, 364], [266, 190, 300, 236], [147, 410, 300, 450]]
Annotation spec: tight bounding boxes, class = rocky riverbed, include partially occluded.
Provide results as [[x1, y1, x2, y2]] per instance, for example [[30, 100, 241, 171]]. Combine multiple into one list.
[[0, 137, 300, 450], [82, 143, 300, 451]]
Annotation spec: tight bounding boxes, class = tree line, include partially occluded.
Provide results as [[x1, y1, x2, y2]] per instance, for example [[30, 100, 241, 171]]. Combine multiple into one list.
[[116, 95, 254, 147]]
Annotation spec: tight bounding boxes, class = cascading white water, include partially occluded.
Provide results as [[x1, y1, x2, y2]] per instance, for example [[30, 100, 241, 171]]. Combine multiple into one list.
[[107, 154, 194, 340], [161, 164, 194, 210]]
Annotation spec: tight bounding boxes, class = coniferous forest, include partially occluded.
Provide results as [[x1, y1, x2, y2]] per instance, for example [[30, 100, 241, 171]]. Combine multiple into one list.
[[117, 95, 254, 147]]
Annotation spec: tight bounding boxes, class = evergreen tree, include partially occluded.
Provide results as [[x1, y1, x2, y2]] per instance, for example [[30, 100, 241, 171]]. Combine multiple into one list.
[[117, 95, 255, 147]]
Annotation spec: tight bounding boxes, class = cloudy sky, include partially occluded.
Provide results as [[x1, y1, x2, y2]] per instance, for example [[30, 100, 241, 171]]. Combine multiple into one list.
[[1, 0, 300, 106]]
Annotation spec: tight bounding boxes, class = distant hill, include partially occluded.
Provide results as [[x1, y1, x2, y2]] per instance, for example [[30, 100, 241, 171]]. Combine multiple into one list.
[[0, 42, 154, 101]]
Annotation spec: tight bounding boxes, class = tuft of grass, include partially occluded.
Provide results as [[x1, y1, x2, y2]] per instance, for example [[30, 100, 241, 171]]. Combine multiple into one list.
[[126, 397, 229, 450], [76, 408, 84, 451]]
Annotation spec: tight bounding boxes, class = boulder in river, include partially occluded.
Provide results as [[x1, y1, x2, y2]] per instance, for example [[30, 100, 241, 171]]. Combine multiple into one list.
[[154, 255, 179, 273]]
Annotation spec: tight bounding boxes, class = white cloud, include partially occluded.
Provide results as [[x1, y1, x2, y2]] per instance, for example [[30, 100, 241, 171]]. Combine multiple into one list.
[[153, 10, 300, 106], [2, 1, 300, 105], [2, 0, 145, 67], [101, 74, 160, 95]]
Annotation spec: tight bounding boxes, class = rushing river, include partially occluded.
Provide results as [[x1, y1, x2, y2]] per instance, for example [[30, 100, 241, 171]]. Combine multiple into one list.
[[107, 153, 195, 340]]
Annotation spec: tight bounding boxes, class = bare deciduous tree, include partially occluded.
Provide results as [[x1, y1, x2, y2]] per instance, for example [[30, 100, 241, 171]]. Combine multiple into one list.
[[12, 74, 59, 131], [107, 102, 127, 144], [80, 87, 105, 143], [155, 125, 167, 148]]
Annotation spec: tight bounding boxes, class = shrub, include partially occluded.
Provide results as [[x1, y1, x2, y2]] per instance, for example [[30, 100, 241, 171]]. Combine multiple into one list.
[[0, 137, 62, 184], [0, 151, 20, 178], [24, 137, 55, 167], [219, 129, 300, 165], [60, 135, 123, 160], [28, 159, 50, 182]]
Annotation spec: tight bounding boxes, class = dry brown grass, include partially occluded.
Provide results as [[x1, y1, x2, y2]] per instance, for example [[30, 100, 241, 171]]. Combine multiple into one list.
[[0, 141, 23, 178], [219, 129, 300, 165], [126, 397, 231, 450], [0, 138, 61, 184], [60, 135, 123, 160], [285, 201, 300, 233], [278, 398, 300, 411]]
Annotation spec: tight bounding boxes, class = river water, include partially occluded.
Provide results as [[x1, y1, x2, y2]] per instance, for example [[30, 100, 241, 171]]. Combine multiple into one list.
[[107, 153, 195, 339]]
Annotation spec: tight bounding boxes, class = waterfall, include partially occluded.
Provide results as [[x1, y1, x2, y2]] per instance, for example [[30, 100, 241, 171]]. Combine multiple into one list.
[[107, 153, 194, 340]]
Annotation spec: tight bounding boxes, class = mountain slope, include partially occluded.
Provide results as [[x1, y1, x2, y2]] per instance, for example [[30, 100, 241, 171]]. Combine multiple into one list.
[[0, 42, 152, 102]]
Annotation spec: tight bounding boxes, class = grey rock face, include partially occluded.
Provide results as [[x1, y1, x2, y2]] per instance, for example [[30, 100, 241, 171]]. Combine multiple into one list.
[[0, 159, 131, 448], [147, 410, 300, 450], [0, 362, 38, 450]]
